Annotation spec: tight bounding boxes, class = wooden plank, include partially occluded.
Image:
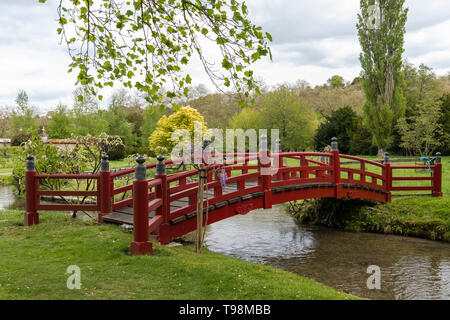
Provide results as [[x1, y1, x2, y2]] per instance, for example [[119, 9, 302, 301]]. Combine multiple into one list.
[[114, 206, 134, 215], [103, 212, 134, 225]]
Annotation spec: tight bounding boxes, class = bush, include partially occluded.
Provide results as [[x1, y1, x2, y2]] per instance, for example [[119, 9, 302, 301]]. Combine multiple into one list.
[[11, 132, 32, 146], [100, 135, 126, 160], [314, 106, 376, 155]]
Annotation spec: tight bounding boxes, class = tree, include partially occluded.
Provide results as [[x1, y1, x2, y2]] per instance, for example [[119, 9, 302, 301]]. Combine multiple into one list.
[[104, 102, 136, 146], [189, 93, 241, 130], [396, 63, 444, 155], [10, 90, 39, 134], [141, 107, 169, 148], [438, 93, 450, 155], [47, 103, 74, 139], [397, 96, 443, 156], [314, 106, 375, 155], [327, 75, 345, 88], [149, 106, 207, 154], [39, 0, 272, 108], [0, 107, 11, 138], [72, 87, 108, 136], [357, 0, 408, 156]]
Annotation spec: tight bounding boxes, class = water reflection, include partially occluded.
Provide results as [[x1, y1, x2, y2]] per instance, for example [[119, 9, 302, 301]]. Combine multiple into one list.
[[0, 185, 26, 210], [205, 205, 450, 300]]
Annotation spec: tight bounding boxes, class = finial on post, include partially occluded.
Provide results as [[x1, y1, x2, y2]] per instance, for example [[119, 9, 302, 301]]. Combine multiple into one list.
[[26, 155, 35, 171], [384, 152, 390, 164], [202, 137, 211, 150], [436, 152, 441, 164], [101, 154, 110, 171], [156, 155, 166, 175], [331, 137, 338, 151], [135, 155, 146, 180]]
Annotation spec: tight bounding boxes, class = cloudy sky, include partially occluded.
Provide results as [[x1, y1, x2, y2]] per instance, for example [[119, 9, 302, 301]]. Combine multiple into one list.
[[0, 0, 449, 113]]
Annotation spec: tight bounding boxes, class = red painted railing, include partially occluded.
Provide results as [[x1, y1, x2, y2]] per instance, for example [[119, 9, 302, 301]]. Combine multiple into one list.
[[23, 141, 443, 255]]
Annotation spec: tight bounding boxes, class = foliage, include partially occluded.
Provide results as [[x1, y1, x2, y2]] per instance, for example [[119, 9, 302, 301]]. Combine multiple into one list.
[[12, 135, 82, 195], [10, 90, 40, 134], [0, 107, 11, 138], [104, 103, 136, 147], [438, 93, 450, 155], [396, 64, 444, 156], [11, 133, 125, 195], [40, 0, 272, 108], [229, 86, 318, 151], [298, 84, 365, 115], [47, 103, 74, 139], [140, 107, 170, 149], [314, 106, 376, 155], [357, 0, 408, 152], [0, 147, 18, 169], [189, 93, 241, 130], [327, 75, 345, 88], [397, 97, 443, 156], [228, 106, 262, 130], [10, 131, 32, 147], [258, 86, 318, 151], [149, 106, 207, 155]]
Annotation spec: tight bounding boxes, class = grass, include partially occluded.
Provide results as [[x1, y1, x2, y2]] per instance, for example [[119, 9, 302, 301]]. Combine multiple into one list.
[[0, 210, 357, 300], [292, 156, 450, 242]]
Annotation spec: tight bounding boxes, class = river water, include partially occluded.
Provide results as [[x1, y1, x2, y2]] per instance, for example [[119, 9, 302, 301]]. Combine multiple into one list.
[[205, 205, 450, 300], [1, 185, 449, 299]]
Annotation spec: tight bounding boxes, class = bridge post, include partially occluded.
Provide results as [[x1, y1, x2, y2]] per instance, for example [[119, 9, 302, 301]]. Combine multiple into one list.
[[331, 137, 342, 199], [432, 152, 443, 197], [24, 155, 39, 226], [98, 154, 111, 224], [384, 152, 392, 202], [259, 135, 272, 209], [130, 156, 152, 255], [156, 155, 171, 244]]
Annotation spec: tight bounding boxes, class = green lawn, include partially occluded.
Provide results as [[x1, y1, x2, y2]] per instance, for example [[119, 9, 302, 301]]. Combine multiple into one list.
[[0, 210, 357, 300]]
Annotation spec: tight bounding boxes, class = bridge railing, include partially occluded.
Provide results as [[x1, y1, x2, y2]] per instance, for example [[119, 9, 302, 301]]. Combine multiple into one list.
[[23, 138, 443, 255]]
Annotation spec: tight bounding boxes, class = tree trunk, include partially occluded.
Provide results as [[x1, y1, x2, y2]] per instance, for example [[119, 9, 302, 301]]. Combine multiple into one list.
[[377, 147, 385, 159]]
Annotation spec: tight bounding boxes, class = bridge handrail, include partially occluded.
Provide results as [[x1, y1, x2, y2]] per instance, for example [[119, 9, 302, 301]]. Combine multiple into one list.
[[23, 144, 443, 253]]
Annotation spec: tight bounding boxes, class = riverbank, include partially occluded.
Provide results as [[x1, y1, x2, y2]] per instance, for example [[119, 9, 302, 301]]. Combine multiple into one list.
[[0, 209, 356, 300], [291, 196, 450, 242], [290, 156, 450, 242]]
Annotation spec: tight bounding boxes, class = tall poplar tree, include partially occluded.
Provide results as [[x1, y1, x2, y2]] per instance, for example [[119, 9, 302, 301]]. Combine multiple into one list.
[[357, 0, 408, 156]]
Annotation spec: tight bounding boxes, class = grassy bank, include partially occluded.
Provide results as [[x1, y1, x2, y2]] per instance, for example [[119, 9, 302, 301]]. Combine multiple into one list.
[[0, 210, 356, 300], [292, 157, 450, 242]]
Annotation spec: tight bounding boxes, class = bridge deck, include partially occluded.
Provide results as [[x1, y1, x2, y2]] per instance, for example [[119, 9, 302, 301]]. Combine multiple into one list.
[[103, 183, 248, 225], [102, 180, 389, 226]]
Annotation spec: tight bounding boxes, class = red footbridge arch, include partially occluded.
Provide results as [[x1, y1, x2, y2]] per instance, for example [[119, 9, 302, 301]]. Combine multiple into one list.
[[23, 143, 443, 255]]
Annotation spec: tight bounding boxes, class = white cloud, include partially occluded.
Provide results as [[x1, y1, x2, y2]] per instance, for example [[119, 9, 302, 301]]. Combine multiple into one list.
[[0, 0, 449, 112]]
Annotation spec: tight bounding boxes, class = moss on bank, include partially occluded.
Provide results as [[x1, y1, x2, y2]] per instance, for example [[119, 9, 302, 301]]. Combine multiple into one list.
[[292, 196, 450, 242], [0, 210, 356, 300]]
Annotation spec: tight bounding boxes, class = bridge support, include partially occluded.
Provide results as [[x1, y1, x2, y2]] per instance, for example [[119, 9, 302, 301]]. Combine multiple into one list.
[[384, 152, 392, 202], [155, 155, 171, 245], [260, 135, 272, 209], [331, 137, 342, 199], [98, 154, 111, 224], [433, 152, 443, 197], [130, 156, 152, 255], [24, 155, 39, 226]]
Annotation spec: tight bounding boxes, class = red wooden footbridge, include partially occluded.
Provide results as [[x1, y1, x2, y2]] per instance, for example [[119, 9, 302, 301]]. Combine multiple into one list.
[[23, 138, 443, 255]]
